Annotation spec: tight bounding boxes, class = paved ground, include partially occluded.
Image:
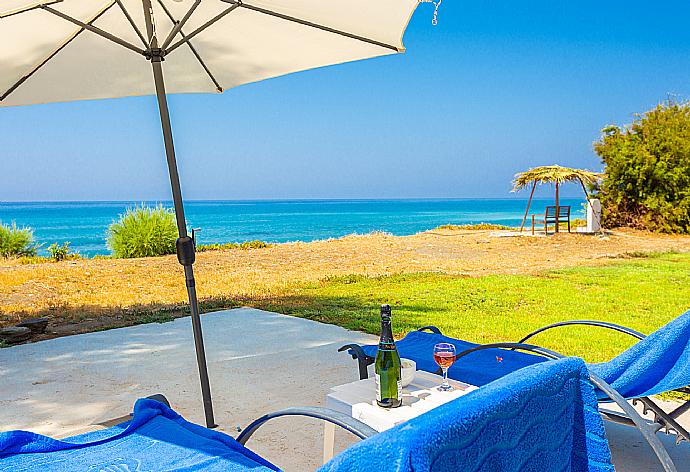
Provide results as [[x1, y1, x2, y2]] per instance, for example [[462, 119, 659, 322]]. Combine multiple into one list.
[[1, 308, 688, 471]]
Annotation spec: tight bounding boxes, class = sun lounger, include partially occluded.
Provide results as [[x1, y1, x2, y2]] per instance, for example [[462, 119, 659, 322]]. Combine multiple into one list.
[[0, 358, 614, 472], [340, 310, 690, 470], [0, 396, 375, 472]]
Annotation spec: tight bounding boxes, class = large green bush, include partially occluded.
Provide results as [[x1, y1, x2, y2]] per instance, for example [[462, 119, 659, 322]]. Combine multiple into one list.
[[0, 222, 38, 258], [107, 205, 178, 258], [594, 101, 690, 233]]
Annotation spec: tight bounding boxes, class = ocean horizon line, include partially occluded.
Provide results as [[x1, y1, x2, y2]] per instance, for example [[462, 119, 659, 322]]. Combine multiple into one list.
[[1, 196, 586, 205]]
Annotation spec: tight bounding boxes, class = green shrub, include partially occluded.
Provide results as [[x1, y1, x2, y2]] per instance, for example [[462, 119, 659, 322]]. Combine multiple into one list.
[[47, 242, 75, 262], [196, 240, 271, 252], [0, 222, 38, 258], [107, 205, 178, 258], [594, 100, 690, 233]]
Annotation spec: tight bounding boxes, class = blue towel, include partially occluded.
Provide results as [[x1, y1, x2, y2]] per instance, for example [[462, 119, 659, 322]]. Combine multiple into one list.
[[361, 330, 548, 387], [590, 309, 690, 399], [319, 357, 613, 472], [0, 399, 279, 471]]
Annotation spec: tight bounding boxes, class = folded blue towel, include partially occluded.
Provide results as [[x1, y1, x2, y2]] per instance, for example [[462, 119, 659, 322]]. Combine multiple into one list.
[[590, 309, 690, 399], [0, 399, 279, 471], [319, 357, 613, 472], [360, 330, 548, 387]]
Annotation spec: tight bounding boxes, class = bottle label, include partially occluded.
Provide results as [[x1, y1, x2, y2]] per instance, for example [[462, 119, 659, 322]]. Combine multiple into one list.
[[375, 374, 402, 402]]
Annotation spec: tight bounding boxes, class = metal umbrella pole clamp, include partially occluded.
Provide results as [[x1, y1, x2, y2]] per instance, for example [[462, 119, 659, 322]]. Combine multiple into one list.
[[142, 0, 216, 429]]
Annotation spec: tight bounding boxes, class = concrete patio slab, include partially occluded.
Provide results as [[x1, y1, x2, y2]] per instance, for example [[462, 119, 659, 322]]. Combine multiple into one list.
[[1, 308, 688, 471]]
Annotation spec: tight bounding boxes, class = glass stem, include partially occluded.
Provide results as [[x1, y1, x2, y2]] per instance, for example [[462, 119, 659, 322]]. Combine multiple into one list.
[[442, 367, 449, 387]]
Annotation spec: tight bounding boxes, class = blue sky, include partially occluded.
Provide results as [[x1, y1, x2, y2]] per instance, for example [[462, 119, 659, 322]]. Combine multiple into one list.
[[2, 0, 690, 202]]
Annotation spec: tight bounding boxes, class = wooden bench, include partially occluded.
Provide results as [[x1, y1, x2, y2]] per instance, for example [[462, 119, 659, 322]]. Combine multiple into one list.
[[531, 205, 571, 234]]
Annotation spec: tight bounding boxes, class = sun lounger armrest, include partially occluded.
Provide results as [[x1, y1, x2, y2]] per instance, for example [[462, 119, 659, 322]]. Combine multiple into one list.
[[338, 343, 369, 359], [146, 393, 171, 408], [518, 320, 646, 344], [236, 406, 378, 446], [338, 344, 374, 379], [454, 342, 565, 362], [417, 326, 443, 334]]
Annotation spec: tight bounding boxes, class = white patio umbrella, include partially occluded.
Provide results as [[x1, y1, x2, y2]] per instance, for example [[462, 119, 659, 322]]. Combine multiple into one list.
[[0, 0, 423, 428]]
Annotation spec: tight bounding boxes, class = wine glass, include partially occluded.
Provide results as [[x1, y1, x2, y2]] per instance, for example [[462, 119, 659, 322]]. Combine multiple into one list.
[[433, 343, 456, 391]]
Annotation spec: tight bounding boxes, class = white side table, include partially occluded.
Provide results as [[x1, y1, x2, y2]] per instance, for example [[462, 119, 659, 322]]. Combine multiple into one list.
[[322, 371, 477, 463]]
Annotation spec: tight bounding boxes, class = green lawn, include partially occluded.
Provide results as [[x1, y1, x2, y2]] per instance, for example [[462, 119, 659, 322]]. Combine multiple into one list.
[[247, 252, 690, 363]]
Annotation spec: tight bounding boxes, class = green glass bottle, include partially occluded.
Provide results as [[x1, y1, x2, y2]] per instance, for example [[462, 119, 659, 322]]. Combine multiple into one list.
[[375, 304, 402, 408]]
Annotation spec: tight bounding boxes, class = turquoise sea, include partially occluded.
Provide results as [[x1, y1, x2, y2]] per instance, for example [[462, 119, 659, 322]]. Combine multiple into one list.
[[1, 199, 585, 257]]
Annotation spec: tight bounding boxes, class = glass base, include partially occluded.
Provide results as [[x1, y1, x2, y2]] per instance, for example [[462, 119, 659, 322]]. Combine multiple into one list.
[[437, 383, 454, 392]]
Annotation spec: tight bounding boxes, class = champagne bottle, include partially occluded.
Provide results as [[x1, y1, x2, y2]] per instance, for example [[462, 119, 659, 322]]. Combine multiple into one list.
[[375, 304, 402, 408]]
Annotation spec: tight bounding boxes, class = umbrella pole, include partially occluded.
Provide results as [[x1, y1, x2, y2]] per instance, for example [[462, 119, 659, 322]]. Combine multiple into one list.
[[143, 0, 216, 428]]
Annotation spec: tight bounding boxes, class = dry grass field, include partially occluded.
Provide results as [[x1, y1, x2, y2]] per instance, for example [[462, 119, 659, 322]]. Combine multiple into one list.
[[2, 227, 690, 341]]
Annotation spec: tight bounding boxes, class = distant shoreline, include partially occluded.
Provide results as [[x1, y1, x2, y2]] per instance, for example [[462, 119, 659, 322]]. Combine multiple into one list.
[[0, 197, 585, 204], [2, 198, 587, 256]]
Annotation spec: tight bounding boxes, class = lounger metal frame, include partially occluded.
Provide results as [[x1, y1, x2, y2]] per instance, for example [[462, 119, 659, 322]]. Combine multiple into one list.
[[110, 394, 377, 464], [237, 406, 377, 445], [340, 321, 690, 472], [518, 320, 690, 446]]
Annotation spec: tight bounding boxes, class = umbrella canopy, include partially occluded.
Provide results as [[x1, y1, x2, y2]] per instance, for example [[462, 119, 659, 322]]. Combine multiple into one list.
[[1, 0, 417, 106], [0, 0, 422, 427], [512, 165, 603, 232]]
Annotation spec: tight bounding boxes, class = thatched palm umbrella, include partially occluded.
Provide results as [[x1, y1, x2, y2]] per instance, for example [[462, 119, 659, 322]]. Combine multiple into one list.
[[512, 165, 603, 232]]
